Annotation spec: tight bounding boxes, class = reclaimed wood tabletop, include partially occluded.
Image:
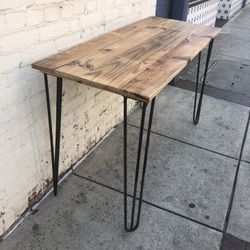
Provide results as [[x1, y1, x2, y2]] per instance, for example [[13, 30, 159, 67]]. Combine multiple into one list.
[[32, 16, 220, 102]]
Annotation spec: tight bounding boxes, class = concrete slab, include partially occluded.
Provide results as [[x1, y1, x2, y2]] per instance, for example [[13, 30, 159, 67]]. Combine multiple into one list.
[[0, 175, 222, 250], [221, 25, 250, 42], [227, 6, 250, 29], [179, 44, 250, 83], [227, 162, 250, 242], [128, 86, 249, 160], [213, 35, 250, 61], [205, 60, 250, 94], [75, 124, 237, 229], [210, 7, 250, 61]]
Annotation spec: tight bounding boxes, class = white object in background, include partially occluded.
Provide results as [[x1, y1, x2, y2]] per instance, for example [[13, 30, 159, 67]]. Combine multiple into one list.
[[188, 0, 219, 26]]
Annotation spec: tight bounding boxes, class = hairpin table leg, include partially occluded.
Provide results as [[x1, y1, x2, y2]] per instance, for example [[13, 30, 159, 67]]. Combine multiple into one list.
[[44, 74, 63, 196], [193, 39, 214, 125], [123, 97, 155, 232]]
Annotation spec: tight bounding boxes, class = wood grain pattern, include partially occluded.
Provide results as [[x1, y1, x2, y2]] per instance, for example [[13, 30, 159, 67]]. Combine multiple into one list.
[[32, 16, 220, 102]]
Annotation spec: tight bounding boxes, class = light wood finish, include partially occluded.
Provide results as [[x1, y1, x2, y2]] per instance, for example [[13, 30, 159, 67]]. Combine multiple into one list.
[[32, 17, 220, 102]]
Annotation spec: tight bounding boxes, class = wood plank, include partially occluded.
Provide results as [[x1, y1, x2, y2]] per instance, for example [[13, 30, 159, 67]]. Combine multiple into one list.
[[32, 17, 221, 102], [54, 23, 211, 87], [55, 27, 216, 101], [32, 17, 172, 74], [32, 17, 218, 74], [54, 28, 180, 85], [121, 34, 213, 101], [56, 25, 175, 76]]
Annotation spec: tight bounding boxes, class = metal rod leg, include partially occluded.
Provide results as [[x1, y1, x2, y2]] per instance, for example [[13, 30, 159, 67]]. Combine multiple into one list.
[[193, 52, 201, 123], [123, 97, 155, 232], [54, 77, 63, 195], [123, 97, 128, 231], [44, 74, 63, 196], [130, 101, 147, 230], [44, 74, 55, 180], [193, 39, 214, 125]]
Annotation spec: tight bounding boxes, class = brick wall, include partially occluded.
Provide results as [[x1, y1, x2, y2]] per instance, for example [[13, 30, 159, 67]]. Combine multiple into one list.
[[0, 0, 157, 237]]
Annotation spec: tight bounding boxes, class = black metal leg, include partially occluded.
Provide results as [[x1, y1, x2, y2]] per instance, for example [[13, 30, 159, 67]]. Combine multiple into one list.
[[193, 52, 201, 123], [123, 97, 155, 232], [44, 74, 63, 196], [193, 39, 214, 125]]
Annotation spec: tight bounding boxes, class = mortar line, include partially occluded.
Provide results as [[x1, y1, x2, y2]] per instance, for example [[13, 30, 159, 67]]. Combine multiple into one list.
[[72, 172, 223, 234], [128, 123, 250, 164], [222, 111, 250, 232], [220, 111, 250, 249]]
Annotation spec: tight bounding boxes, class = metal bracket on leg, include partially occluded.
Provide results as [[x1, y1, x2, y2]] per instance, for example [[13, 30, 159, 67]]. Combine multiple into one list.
[[123, 97, 155, 232], [193, 39, 214, 125], [44, 74, 63, 196]]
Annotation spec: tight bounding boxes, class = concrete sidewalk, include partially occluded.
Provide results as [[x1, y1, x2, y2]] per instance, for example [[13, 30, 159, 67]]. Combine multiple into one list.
[[1, 5, 250, 250]]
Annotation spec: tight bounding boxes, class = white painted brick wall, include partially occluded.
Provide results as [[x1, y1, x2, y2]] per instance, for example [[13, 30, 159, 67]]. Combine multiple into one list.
[[0, 0, 157, 237], [1, 29, 40, 53], [27, 9, 44, 26], [44, 6, 60, 21], [5, 12, 26, 30]]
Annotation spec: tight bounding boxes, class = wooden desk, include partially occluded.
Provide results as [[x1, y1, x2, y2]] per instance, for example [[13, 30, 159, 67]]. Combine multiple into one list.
[[32, 17, 220, 232]]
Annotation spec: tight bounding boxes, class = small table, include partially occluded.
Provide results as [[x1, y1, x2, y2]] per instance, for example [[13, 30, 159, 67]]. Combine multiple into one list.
[[32, 16, 220, 232]]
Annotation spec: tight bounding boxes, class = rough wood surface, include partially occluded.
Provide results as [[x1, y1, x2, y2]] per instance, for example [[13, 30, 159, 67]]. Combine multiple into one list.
[[32, 16, 220, 102]]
